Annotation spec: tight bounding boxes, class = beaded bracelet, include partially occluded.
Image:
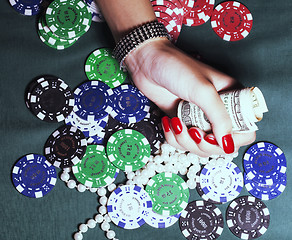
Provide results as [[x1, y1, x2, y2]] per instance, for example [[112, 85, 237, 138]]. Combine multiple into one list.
[[113, 20, 171, 69]]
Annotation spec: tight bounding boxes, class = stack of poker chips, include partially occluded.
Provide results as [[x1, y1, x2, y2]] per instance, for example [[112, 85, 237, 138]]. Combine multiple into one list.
[[37, 0, 92, 50]]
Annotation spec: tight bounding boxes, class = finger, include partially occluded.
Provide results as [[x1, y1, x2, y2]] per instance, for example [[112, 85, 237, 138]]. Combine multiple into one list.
[[169, 117, 223, 157], [205, 131, 256, 153], [161, 116, 186, 151], [191, 128, 228, 155]]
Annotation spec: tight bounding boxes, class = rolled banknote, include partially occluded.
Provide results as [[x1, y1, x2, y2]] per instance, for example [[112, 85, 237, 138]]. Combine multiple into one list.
[[177, 87, 268, 133]]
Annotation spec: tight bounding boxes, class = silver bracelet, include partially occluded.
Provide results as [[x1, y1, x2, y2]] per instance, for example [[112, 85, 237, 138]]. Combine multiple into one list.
[[113, 20, 170, 69]]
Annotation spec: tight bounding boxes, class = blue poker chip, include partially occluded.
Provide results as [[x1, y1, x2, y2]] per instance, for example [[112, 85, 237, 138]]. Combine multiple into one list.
[[9, 0, 42, 16], [12, 154, 57, 198], [107, 185, 152, 229], [243, 142, 287, 185], [73, 81, 114, 122], [244, 172, 287, 200], [86, 133, 105, 145], [110, 84, 150, 124]]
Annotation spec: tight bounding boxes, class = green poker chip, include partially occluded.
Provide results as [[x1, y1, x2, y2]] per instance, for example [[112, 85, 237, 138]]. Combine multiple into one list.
[[146, 172, 190, 216], [72, 145, 119, 188], [38, 17, 78, 50], [106, 129, 151, 172], [45, 0, 92, 39], [85, 48, 127, 88]]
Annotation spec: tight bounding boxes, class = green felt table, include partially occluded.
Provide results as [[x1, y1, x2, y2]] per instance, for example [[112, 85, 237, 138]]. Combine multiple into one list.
[[1, 0, 291, 240]]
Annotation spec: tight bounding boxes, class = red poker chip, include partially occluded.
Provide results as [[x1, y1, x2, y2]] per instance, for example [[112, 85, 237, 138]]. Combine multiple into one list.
[[153, 5, 183, 28], [211, 1, 253, 41], [181, 0, 195, 14], [182, 0, 215, 26], [155, 12, 181, 42], [152, 0, 184, 10], [151, 0, 184, 27]]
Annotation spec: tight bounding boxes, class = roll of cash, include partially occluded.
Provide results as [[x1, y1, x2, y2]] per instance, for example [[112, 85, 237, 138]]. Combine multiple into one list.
[[177, 87, 268, 133]]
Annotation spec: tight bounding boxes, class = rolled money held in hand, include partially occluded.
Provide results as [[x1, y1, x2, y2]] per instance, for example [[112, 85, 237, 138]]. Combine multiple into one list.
[[177, 87, 268, 133]]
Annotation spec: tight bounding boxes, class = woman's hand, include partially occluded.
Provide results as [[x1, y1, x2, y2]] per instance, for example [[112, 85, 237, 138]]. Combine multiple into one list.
[[125, 38, 256, 157]]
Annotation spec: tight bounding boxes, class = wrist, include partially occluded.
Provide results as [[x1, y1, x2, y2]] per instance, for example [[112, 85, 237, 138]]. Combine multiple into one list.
[[113, 20, 170, 69], [124, 38, 170, 72]]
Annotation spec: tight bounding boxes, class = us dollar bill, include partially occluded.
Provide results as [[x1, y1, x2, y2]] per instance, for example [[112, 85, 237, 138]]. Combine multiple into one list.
[[177, 87, 268, 133]]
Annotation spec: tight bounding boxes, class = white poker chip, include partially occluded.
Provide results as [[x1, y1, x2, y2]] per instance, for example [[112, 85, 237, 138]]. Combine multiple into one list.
[[199, 162, 243, 203], [107, 185, 152, 229], [144, 209, 180, 228]]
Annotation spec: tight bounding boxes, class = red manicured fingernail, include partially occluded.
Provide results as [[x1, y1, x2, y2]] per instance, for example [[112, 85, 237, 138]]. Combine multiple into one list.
[[162, 116, 171, 132], [188, 129, 202, 144], [170, 117, 183, 134], [204, 135, 218, 145], [222, 134, 235, 154]]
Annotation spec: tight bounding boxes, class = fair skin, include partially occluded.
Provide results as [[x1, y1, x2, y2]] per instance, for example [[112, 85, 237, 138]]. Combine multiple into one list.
[[96, 0, 256, 157]]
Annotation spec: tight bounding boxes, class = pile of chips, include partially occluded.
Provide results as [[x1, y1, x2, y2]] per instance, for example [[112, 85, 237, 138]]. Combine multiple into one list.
[[10, 11, 286, 236], [9, 0, 105, 23], [37, 0, 92, 49], [9, 0, 255, 47], [151, 0, 253, 42]]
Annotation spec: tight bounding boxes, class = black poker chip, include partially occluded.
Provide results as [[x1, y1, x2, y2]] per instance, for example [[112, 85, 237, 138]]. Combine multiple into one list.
[[44, 125, 87, 169], [27, 76, 74, 122], [179, 200, 224, 240], [104, 115, 135, 143], [132, 115, 165, 154], [226, 196, 270, 239]]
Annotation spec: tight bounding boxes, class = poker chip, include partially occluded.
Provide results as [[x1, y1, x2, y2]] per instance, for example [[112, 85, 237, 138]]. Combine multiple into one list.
[[86, 133, 105, 145], [44, 125, 87, 168], [195, 171, 222, 205], [179, 200, 224, 240], [25, 75, 59, 109], [200, 161, 243, 203], [243, 142, 287, 185], [85, 48, 127, 88], [73, 80, 114, 122], [103, 115, 135, 143], [65, 110, 108, 137], [9, 0, 42, 16], [107, 185, 153, 229], [45, 0, 92, 39], [211, 1, 253, 41], [111, 84, 151, 124], [155, 10, 181, 42], [144, 210, 180, 228], [38, 16, 79, 50], [183, 0, 215, 26], [83, 0, 105, 22], [151, 0, 184, 26], [244, 172, 287, 200], [12, 154, 57, 198], [146, 172, 190, 216], [132, 115, 165, 154], [106, 129, 151, 172], [226, 196, 270, 239], [27, 76, 74, 122], [72, 145, 119, 188], [181, 0, 195, 13]]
